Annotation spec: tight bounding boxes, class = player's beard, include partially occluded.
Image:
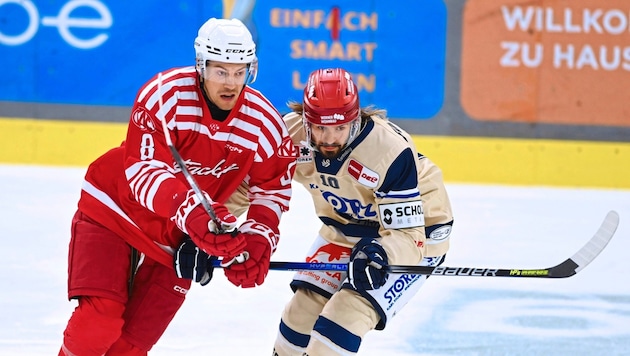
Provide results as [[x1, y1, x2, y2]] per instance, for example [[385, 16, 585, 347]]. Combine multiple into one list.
[[316, 143, 343, 158]]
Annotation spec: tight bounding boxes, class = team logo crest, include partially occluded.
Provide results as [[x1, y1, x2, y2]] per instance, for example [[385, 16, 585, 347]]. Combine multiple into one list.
[[347, 159, 379, 188], [131, 108, 157, 133], [208, 123, 220, 136]]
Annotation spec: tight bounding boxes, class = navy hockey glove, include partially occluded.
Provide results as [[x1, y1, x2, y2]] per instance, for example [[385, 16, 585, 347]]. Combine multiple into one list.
[[348, 238, 389, 291], [174, 236, 217, 286]]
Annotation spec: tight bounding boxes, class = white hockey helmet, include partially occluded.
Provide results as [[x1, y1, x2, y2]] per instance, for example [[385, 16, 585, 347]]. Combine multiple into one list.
[[194, 18, 258, 84]]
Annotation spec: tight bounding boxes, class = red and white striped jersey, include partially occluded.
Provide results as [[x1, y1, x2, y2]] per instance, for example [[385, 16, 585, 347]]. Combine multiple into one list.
[[77, 66, 296, 266]]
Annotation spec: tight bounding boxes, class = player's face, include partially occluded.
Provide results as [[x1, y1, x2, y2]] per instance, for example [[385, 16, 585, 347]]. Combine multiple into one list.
[[309, 122, 351, 158], [202, 62, 248, 110]]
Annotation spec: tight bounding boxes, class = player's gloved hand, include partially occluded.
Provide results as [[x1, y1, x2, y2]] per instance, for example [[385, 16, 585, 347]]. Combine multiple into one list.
[[223, 220, 278, 288], [173, 235, 217, 286], [170, 189, 246, 257], [348, 238, 389, 291]]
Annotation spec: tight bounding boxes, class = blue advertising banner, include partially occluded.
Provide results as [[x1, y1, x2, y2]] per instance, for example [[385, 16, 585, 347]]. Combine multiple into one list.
[[0, 0, 446, 119], [251, 1, 447, 118], [0, 0, 220, 106]]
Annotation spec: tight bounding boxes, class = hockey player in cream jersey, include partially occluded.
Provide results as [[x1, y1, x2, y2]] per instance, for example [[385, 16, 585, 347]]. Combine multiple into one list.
[[175, 67, 453, 354], [271, 68, 454, 355]]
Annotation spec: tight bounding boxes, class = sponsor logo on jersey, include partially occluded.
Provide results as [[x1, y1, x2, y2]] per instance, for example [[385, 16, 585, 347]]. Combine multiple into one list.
[[225, 143, 243, 153], [131, 108, 156, 133], [322, 191, 377, 219], [298, 243, 350, 290], [383, 274, 421, 306], [306, 243, 350, 263], [277, 137, 299, 158], [378, 200, 425, 229], [347, 159, 379, 188], [173, 158, 239, 178], [298, 145, 312, 163]]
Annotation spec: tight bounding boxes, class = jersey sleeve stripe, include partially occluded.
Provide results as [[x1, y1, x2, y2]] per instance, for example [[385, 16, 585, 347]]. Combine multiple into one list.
[[177, 90, 199, 101], [375, 188, 421, 199], [250, 200, 283, 221], [155, 94, 178, 123], [241, 100, 284, 143], [137, 169, 171, 211], [125, 161, 176, 212], [248, 186, 292, 214], [244, 91, 282, 123], [230, 135, 260, 157], [176, 105, 203, 117], [238, 106, 275, 158], [82, 180, 176, 260], [251, 193, 291, 210], [82, 180, 140, 229], [138, 69, 196, 104]]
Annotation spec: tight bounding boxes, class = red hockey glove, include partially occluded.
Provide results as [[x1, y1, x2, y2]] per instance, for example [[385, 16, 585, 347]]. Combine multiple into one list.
[[170, 189, 246, 257], [223, 220, 278, 288]]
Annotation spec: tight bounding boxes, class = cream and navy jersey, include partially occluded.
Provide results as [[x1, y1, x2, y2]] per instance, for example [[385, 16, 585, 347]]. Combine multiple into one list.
[[284, 112, 453, 263]]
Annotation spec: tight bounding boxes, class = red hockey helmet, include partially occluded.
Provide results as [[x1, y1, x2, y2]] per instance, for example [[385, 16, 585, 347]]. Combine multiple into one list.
[[302, 68, 361, 149]]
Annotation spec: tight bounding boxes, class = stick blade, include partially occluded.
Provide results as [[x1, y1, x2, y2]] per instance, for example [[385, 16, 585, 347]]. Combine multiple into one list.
[[550, 210, 619, 278]]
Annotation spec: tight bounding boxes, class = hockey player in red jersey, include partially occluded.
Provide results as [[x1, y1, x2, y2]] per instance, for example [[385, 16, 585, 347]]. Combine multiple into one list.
[[59, 18, 295, 355]]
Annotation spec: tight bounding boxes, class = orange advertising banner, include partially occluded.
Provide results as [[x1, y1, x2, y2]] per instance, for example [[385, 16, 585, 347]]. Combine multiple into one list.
[[461, 0, 630, 127]]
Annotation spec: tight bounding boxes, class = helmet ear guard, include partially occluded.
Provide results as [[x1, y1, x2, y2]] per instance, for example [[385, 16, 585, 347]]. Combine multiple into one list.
[[302, 68, 361, 150], [194, 18, 258, 84]]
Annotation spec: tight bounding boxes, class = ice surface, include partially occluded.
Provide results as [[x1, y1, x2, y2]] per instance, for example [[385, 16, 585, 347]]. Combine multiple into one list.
[[1, 164, 628, 355]]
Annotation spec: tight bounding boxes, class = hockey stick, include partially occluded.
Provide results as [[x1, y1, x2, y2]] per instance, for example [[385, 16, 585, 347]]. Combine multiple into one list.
[[212, 210, 619, 278], [157, 72, 247, 262]]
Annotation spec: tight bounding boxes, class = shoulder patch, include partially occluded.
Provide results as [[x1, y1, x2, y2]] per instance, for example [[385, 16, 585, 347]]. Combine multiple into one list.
[[131, 108, 157, 133], [277, 137, 299, 158], [428, 225, 452, 242], [347, 159, 379, 188]]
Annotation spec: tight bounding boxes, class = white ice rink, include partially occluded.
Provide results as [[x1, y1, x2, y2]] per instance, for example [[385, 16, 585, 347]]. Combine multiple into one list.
[[1, 164, 629, 355]]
